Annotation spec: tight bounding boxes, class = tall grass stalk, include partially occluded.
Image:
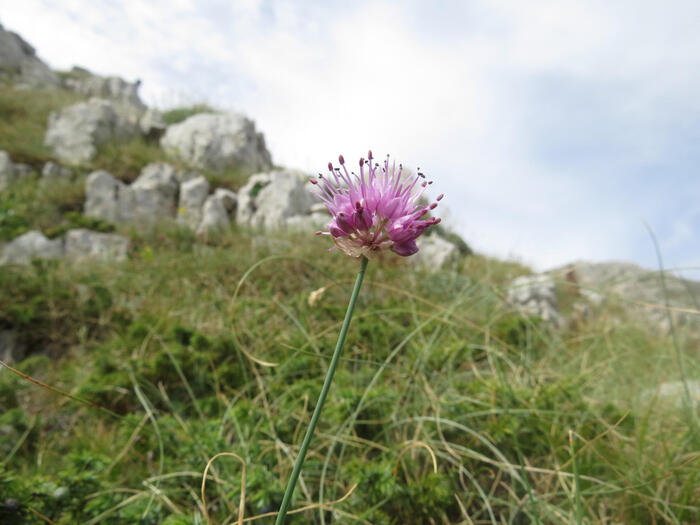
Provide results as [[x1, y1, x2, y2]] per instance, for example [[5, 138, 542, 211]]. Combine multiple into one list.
[[274, 256, 369, 524]]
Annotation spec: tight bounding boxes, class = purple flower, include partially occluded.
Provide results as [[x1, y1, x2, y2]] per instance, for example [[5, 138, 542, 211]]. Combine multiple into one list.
[[311, 151, 443, 258]]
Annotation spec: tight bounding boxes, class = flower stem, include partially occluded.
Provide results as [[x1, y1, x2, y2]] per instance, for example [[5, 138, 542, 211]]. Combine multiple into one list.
[[274, 256, 369, 525]]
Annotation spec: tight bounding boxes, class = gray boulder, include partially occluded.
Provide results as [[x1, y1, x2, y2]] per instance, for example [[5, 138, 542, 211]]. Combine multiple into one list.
[[0, 150, 15, 191], [0, 230, 63, 265], [161, 113, 272, 173], [44, 98, 139, 164], [127, 163, 179, 223], [64, 229, 128, 261], [412, 235, 459, 269], [177, 176, 210, 229], [196, 194, 230, 235], [236, 170, 315, 230], [0, 23, 60, 88], [84, 170, 128, 223], [507, 275, 563, 327]]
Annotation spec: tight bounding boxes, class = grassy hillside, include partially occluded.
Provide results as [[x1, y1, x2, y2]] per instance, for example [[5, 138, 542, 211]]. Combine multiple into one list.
[[0, 85, 698, 524]]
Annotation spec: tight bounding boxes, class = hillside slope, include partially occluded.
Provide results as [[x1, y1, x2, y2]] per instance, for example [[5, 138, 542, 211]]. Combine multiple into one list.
[[0, 24, 698, 525]]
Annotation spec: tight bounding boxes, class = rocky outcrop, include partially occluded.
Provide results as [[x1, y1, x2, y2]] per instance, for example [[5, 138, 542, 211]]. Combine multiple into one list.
[[161, 113, 272, 173], [62, 66, 145, 112], [64, 229, 129, 261], [556, 261, 700, 334], [0, 23, 60, 88], [0, 230, 64, 265], [44, 98, 140, 164], [507, 275, 563, 327], [84, 164, 242, 234], [236, 170, 317, 230], [0, 229, 128, 265], [85, 165, 178, 225]]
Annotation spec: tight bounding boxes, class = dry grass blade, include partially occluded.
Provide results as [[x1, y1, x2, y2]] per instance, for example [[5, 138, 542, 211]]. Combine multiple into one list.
[[393, 441, 439, 477], [202, 452, 247, 525]]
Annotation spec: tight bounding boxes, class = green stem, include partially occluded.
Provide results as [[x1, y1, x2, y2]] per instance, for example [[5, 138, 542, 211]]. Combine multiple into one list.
[[274, 256, 369, 525]]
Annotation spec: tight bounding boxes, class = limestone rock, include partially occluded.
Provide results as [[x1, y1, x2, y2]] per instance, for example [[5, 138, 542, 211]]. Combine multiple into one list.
[[0, 23, 60, 88], [64, 229, 128, 261], [161, 113, 272, 173], [236, 170, 315, 230], [556, 261, 700, 334], [62, 66, 145, 111], [84, 170, 127, 223], [0, 151, 15, 191], [412, 235, 459, 269], [139, 108, 166, 139], [196, 194, 230, 235], [0, 230, 63, 265], [85, 165, 179, 225], [44, 98, 139, 164], [507, 275, 563, 327], [128, 163, 179, 223], [178, 176, 210, 229]]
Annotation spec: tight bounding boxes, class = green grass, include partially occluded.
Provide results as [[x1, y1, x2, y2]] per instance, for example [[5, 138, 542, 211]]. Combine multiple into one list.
[[0, 222, 697, 524], [0, 177, 88, 240], [0, 85, 82, 166], [162, 104, 217, 126], [92, 137, 172, 183]]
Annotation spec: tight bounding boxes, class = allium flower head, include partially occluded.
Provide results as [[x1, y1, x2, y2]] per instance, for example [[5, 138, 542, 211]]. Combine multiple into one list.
[[311, 151, 443, 258]]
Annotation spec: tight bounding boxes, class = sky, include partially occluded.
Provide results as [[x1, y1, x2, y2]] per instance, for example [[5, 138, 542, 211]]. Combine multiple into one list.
[[2, 0, 699, 274]]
